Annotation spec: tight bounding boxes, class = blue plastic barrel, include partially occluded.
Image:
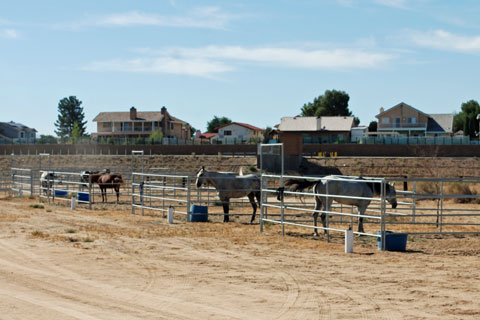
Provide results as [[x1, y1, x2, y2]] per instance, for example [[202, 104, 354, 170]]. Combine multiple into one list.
[[78, 192, 90, 202], [189, 205, 208, 222], [54, 190, 68, 197], [377, 231, 408, 251]]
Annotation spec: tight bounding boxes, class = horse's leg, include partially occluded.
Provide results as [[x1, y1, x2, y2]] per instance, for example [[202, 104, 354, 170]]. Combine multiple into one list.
[[248, 193, 257, 223], [221, 198, 230, 222], [313, 196, 322, 236], [321, 198, 330, 235], [115, 186, 119, 204], [358, 205, 366, 234]]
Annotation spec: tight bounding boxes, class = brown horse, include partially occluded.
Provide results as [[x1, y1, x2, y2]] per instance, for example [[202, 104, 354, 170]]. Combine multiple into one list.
[[96, 173, 124, 203]]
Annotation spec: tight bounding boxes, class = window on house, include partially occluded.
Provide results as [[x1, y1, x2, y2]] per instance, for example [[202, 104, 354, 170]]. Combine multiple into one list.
[[20, 132, 25, 138], [381, 117, 389, 124], [170, 123, 174, 130], [103, 122, 112, 128], [224, 130, 232, 136], [408, 117, 416, 124], [394, 118, 400, 127]]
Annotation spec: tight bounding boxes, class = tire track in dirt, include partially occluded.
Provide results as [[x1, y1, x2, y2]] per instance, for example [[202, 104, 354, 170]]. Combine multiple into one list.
[[0, 239, 248, 320]]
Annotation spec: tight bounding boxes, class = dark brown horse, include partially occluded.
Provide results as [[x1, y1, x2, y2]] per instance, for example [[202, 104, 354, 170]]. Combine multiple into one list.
[[95, 173, 123, 203]]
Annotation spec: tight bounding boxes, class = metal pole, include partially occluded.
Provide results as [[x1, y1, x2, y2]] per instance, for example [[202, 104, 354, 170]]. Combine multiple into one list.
[[380, 180, 386, 251], [281, 144, 284, 236], [131, 173, 135, 215], [326, 178, 330, 243], [88, 175, 92, 210], [260, 174, 264, 233], [412, 181, 416, 223], [440, 181, 444, 233], [186, 176, 191, 221]]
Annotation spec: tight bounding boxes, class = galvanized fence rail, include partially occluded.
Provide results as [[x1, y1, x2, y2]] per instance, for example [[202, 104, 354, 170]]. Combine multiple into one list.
[[260, 174, 389, 248]]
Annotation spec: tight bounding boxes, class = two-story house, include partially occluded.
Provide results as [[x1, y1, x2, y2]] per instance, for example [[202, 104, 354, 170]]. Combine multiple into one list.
[[92, 106, 191, 141], [375, 102, 454, 136], [0, 121, 37, 143]]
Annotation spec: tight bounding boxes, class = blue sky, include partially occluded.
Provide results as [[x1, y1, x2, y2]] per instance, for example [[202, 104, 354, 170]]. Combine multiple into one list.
[[1, 0, 479, 136]]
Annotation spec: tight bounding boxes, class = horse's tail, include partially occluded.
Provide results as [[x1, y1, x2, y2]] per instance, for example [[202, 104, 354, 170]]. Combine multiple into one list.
[[284, 178, 317, 192]]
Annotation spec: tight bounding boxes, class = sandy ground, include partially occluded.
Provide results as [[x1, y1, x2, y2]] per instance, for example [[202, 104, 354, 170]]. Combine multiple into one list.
[[1, 196, 480, 320]]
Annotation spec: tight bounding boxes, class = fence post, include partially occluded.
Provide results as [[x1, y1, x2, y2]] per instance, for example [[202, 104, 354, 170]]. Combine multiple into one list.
[[260, 174, 264, 233], [440, 181, 444, 233], [29, 169, 33, 198], [186, 176, 191, 221], [412, 181, 416, 223], [88, 175, 92, 210], [380, 179, 386, 251], [131, 173, 135, 215]]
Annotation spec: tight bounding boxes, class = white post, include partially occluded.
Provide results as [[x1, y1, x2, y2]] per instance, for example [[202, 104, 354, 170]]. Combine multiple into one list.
[[71, 196, 77, 210], [345, 229, 354, 253], [168, 206, 174, 224]]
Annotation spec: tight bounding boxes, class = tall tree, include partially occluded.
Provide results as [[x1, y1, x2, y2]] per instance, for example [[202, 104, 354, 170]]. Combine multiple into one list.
[[300, 89, 360, 125], [54, 96, 87, 138], [453, 100, 480, 137], [206, 116, 232, 133]]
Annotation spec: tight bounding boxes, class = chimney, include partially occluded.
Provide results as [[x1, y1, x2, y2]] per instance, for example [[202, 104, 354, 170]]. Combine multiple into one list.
[[161, 106, 166, 115], [380, 107, 384, 114], [130, 106, 137, 120]]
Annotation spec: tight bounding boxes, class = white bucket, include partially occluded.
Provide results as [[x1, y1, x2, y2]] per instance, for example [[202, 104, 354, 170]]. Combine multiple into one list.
[[71, 197, 77, 210], [345, 229, 354, 254], [167, 206, 174, 224]]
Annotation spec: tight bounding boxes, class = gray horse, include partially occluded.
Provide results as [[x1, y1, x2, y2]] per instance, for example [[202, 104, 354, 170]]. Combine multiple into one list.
[[195, 167, 261, 223], [285, 175, 397, 235]]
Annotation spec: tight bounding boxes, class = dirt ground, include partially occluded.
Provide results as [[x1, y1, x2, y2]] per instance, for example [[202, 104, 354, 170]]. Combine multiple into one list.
[[1, 196, 479, 320]]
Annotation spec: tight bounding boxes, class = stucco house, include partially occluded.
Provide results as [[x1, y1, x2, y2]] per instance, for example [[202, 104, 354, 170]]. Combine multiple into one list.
[[375, 102, 454, 136], [214, 122, 264, 144], [278, 116, 355, 143], [92, 106, 192, 141], [0, 121, 37, 143]]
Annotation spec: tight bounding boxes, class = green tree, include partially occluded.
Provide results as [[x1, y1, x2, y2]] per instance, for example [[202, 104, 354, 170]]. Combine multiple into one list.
[[54, 96, 87, 139], [453, 100, 480, 137], [37, 135, 58, 144], [69, 122, 82, 143], [300, 89, 356, 119], [206, 116, 232, 133], [149, 130, 164, 144], [368, 121, 377, 132]]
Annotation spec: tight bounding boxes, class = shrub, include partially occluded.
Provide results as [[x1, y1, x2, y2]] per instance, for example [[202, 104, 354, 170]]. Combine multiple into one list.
[[448, 182, 478, 203], [30, 204, 44, 209]]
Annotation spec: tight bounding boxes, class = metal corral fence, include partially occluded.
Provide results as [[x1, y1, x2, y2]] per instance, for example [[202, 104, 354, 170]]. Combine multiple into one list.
[[11, 167, 34, 196], [130, 170, 263, 221], [260, 174, 391, 248], [382, 176, 480, 236], [260, 174, 480, 247]]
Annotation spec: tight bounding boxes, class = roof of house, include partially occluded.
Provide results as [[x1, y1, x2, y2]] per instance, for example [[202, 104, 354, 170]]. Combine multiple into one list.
[[427, 114, 454, 133], [93, 111, 165, 122], [278, 116, 354, 132], [376, 102, 430, 118], [217, 122, 264, 132], [197, 132, 217, 139], [93, 109, 189, 125], [0, 121, 37, 132]]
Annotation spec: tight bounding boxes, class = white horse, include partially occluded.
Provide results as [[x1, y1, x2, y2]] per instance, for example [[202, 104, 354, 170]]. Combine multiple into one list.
[[195, 167, 261, 223], [285, 176, 397, 235], [40, 171, 61, 195]]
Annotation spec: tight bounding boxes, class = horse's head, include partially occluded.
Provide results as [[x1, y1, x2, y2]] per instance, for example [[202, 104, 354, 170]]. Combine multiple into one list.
[[195, 166, 206, 188], [386, 183, 397, 208]]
